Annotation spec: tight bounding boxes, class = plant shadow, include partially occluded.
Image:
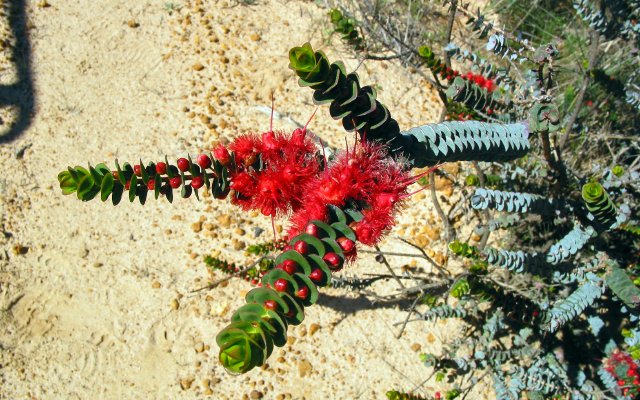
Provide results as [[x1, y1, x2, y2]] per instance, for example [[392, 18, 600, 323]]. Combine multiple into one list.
[[0, 0, 34, 144]]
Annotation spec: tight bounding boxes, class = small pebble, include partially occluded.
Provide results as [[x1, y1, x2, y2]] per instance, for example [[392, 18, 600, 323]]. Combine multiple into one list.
[[297, 360, 312, 377], [180, 377, 194, 390], [195, 342, 205, 353], [308, 323, 320, 336], [127, 19, 139, 28], [249, 390, 263, 399], [249, 33, 261, 41], [410, 343, 422, 352], [171, 299, 180, 310], [152, 281, 161, 289], [192, 62, 205, 71], [192, 221, 203, 232], [12, 244, 28, 255]]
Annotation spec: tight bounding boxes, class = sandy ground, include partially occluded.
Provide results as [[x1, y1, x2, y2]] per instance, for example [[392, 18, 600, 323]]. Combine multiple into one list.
[[0, 1, 491, 399]]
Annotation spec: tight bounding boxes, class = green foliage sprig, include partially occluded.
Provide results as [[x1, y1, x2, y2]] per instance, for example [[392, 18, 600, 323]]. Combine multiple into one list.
[[446, 76, 511, 114], [288, 43, 405, 151], [58, 154, 230, 204], [216, 211, 358, 374], [329, 9, 365, 51], [582, 182, 619, 229]]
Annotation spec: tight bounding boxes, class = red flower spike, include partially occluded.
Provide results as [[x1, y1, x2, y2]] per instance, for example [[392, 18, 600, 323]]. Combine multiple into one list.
[[309, 268, 324, 283], [155, 162, 167, 175], [191, 176, 204, 189], [177, 158, 190, 172], [264, 300, 277, 311], [296, 286, 309, 300], [323, 252, 342, 271], [294, 240, 309, 255], [169, 176, 182, 189], [197, 154, 212, 169], [134, 164, 142, 176], [274, 279, 289, 292]]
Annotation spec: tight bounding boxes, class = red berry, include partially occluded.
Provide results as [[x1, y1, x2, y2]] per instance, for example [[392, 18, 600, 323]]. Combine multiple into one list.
[[336, 237, 355, 253], [155, 162, 167, 175], [280, 259, 298, 275], [618, 379, 626, 386], [435, 393, 441, 400], [264, 300, 277, 311], [112, 171, 119, 179], [134, 164, 142, 176], [197, 154, 212, 169], [169, 176, 182, 188], [191, 176, 204, 189], [283, 245, 293, 251], [294, 240, 309, 255], [213, 145, 231, 165], [296, 286, 309, 300], [323, 252, 343, 271], [147, 180, 155, 190], [177, 157, 190, 172], [274, 278, 289, 292], [309, 268, 324, 283], [305, 223, 319, 237]]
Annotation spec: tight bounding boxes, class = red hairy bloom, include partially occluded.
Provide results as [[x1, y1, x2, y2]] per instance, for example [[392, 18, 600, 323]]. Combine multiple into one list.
[[226, 128, 320, 217], [289, 140, 417, 245]]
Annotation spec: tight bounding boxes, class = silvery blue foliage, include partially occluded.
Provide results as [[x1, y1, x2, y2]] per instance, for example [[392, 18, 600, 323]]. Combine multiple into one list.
[[471, 188, 558, 215], [443, 43, 516, 87], [626, 88, 640, 110], [544, 273, 604, 332], [474, 214, 521, 234], [573, 0, 639, 43], [587, 315, 605, 336], [419, 303, 469, 321], [400, 121, 530, 165], [483, 247, 543, 273], [597, 366, 620, 396], [546, 224, 595, 264], [486, 33, 527, 63]]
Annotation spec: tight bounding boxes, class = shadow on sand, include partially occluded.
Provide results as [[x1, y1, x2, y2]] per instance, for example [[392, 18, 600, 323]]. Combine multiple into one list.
[[0, 0, 34, 144]]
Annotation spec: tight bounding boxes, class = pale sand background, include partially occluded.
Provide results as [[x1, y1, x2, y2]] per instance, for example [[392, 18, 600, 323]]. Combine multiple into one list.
[[0, 1, 491, 398]]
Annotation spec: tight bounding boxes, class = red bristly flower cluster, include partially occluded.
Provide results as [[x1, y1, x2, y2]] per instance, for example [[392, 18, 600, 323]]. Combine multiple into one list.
[[216, 128, 320, 217], [604, 349, 640, 398], [462, 71, 497, 93], [437, 67, 497, 93], [210, 124, 435, 261], [288, 140, 431, 246]]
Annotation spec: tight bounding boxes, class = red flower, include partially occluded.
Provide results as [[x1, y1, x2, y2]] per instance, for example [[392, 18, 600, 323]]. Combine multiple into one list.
[[289, 140, 422, 245]]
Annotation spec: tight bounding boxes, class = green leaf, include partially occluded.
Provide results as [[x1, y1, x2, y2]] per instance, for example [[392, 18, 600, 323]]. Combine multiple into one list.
[[111, 182, 123, 205], [154, 175, 161, 200], [58, 171, 78, 195], [140, 159, 149, 184], [129, 175, 138, 202], [606, 265, 640, 308], [288, 42, 316, 73], [76, 174, 95, 201], [100, 173, 114, 202], [115, 159, 126, 185]]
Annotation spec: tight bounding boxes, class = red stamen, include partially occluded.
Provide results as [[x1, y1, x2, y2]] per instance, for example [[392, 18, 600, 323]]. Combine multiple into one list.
[[303, 107, 318, 133]]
